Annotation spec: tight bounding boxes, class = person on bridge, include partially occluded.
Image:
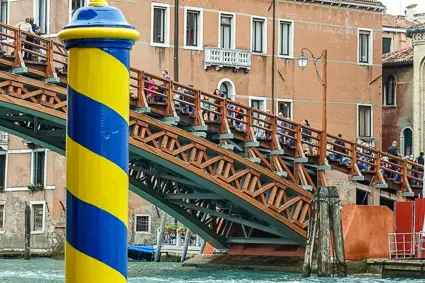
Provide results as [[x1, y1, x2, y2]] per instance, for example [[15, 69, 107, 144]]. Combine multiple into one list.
[[14, 18, 34, 60], [334, 133, 346, 161]]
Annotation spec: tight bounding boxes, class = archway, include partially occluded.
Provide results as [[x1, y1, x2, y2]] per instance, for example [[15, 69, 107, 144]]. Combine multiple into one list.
[[401, 127, 413, 156], [217, 78, 235, 101]]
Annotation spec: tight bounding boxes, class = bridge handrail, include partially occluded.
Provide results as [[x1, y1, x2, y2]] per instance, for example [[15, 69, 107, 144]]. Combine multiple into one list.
[[0, 19, 420, 193]]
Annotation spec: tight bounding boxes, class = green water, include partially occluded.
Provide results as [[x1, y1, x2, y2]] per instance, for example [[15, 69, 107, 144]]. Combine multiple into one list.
[[0, 258, 422, 282]]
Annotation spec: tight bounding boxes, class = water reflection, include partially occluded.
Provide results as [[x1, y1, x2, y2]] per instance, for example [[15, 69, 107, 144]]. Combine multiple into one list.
[[0, 259, 422, 283]]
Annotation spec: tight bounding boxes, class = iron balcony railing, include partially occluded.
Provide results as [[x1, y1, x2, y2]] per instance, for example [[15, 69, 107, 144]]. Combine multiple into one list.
[[204, 47, 251, 71]]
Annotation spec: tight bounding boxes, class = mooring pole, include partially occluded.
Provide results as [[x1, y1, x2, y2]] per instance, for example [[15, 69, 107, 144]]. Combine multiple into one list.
[[181, 228, 191, 262], [58, 1, 139, 282], [24, 203, 31, 260], [154, 211, 167, 262], [318, 186, 331, 277], [329, 186, 347, 277]]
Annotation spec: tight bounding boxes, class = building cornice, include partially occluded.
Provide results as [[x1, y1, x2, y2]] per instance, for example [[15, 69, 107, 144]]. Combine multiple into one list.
[[281, 0, 385, 13]]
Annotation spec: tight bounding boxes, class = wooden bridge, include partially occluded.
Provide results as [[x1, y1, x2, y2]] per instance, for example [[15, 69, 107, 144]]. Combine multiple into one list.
[[0, 22, 421, 249]]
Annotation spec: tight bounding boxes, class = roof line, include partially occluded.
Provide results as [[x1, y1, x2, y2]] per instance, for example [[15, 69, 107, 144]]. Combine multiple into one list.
[[281, 0, 386, 12]]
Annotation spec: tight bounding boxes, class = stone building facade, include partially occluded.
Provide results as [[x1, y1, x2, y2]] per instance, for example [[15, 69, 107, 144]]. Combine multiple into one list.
[[3, 0, 385, 147], [0, 0, 390, 253], [0, 132, 160, 255], [381, 49, 413, 155]]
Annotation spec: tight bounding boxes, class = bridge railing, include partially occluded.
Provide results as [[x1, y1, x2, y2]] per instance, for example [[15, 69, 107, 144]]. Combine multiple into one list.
[[0, 19, 422, 193]]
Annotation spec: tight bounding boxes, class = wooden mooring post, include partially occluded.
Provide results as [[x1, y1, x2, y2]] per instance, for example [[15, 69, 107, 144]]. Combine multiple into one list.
[[302, 186, 347, 277], [154, 211, 167, 262], [24, 203, 31, 260]]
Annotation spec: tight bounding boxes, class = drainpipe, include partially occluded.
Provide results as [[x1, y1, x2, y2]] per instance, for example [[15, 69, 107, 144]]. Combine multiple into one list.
[[174, 0, 179, 82], [271, 0, 276, 114]]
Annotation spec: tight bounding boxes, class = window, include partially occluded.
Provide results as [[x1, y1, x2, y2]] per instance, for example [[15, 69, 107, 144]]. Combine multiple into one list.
[[251, 17, 266, 54], [220, 13, 235, 49], [358, 105, 372, 138], [31, 202, 45, 233], [218, 79, 235, 100], [33, 150, 45, 186], [383, 37, 392, 54], [358, 29, 372, 64], [135, 215, 150, 233], [151, 3, 170, 47], [277, 100, 292, 120], [34, 0, 49, 34], [0, 0, 8, 25], [384, 75, 396, 106], [402, 128, 413, 156], [0, 154, 6, 189], [184, 8, 203, 49], [0, 203, 4, 231], [72, 0, 85, 11], [278, 20, 293, 57]]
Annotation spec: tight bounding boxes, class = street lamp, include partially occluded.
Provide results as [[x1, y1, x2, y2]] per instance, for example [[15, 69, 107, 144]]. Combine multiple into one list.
[[297, 48, 328, 166]]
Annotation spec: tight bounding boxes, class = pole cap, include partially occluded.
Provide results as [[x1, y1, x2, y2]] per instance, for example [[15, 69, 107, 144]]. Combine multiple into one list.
[[57, 0, 139, 42]]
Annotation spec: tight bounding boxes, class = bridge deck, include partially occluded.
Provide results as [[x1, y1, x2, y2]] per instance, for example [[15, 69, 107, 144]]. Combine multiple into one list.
[[0, 21, 420, 249]]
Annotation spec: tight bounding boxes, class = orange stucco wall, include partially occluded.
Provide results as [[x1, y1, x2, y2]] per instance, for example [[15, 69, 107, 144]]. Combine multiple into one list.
[[342, 205, 395, 260]]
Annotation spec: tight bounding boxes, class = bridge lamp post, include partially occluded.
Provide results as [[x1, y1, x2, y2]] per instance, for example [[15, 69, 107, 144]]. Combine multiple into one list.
[[297, 48, 328, 166]]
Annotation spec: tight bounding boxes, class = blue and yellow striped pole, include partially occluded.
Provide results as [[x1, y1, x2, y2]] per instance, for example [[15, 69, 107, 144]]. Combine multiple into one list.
[[58, 1, 139, 282]]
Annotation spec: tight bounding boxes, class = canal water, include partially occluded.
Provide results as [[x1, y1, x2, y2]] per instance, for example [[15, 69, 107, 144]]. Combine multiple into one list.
[[0, 258, 422, 283]]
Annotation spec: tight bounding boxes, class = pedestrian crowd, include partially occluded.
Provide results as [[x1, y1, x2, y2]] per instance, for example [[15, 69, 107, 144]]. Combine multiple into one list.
[[3, 18, 45, 62]]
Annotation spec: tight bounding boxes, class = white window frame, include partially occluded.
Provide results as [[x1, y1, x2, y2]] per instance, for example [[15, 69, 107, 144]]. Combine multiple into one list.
[[277, 19, 294, 59], [356, 103, 373, 138], [0, 201, 4, 234], [31, 148, 48, 187], [276, 98, 293, 120], [183, 7, 203, 50], [383, 74, 397, 107], [217, 78, 236, 101], [150, 2, 170, 48], [250, 16, 267, 55], [357, 28, 373, 66], [4, 149, 54, 191], [248, 96, 267, 111], [0, 0, 10, 25], [218, 12, 236, 50], [30, 200, 46, 234], [134, 214, 151, 234], [68, 0, 88, 23], [33, 0, 50, 35]]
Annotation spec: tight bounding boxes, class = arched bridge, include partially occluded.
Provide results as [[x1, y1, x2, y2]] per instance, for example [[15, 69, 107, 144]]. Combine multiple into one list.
[[0, 22, 421, 249]]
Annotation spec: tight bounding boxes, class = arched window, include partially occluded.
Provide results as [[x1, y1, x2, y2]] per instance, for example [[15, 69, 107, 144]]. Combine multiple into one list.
[[217, 78, 236, 100], [384, 75, 396, 106], [401, 128, 413, 156]]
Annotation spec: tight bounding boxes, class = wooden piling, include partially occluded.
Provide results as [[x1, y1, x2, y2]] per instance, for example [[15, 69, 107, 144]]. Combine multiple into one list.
[[329, 186, 347, 277], [302, 194, 318, 277], [24, 204, 31, 260], [200, 239, 206, 254], [181, 228, 191, 262], [154, 211, 167, 262], [318, 186, 331, 277]]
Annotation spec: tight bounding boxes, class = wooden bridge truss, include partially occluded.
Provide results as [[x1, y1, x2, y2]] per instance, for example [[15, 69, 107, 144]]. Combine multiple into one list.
[[0, 22, 421, 247]]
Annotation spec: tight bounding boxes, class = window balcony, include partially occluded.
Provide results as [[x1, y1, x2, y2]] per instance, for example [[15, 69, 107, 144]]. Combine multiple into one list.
[[204, 47, 251, 72]]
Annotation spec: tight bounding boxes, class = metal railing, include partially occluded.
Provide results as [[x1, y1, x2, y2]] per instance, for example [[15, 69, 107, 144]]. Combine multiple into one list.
[[204, 47, 251, 71], [388, 232, 425, 259]]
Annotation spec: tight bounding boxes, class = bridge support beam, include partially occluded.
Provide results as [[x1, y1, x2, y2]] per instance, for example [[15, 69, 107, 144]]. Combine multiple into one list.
[[58, 1, 139, 282]]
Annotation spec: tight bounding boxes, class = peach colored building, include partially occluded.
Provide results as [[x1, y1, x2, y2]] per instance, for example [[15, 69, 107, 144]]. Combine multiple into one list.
[[0, 0, 387, 253], [382, 14, 414, 54]]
